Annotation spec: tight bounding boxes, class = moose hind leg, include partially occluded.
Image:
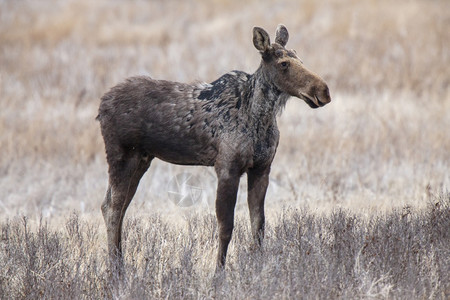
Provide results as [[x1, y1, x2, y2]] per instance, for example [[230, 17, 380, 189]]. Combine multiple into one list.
[[102, 152, 152, 268]]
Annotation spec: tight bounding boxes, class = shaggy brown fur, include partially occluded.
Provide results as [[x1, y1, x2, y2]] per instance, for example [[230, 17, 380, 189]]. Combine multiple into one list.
[[97, 25, 331, 272]]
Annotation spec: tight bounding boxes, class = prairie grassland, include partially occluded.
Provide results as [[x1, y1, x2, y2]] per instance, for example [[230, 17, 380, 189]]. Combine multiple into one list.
[[0, 196, 448, 299], [0, 0, 449, 298]]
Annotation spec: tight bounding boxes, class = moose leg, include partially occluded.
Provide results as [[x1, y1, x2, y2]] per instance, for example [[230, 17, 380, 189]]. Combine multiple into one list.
[[247, 166, 270, 247], [214, 166, 241, 270], [102, 152, 152, 270]]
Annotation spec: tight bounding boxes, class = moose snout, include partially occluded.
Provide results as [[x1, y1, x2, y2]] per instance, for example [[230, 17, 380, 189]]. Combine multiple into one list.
[[301, 83, 331, 109], [318, 85, 331, 106]]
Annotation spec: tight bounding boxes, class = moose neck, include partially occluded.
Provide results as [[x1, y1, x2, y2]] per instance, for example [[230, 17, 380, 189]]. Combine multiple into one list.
[[246, 66, 289, 123]]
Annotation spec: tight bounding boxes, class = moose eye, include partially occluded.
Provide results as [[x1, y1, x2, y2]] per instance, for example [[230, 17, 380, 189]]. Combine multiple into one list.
[[280, 61, 289, 68]]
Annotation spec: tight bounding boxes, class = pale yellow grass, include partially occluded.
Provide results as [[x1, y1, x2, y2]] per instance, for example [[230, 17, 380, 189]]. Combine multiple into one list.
[[0, 0, 449, 223]]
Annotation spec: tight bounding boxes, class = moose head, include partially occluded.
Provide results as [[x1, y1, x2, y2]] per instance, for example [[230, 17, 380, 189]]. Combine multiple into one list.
[[253, 25, 331, 108]]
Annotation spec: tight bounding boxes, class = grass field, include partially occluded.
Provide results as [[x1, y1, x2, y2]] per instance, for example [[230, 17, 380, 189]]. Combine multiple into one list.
[[0, 0, 449, 298], [1, 198, 448, 299]]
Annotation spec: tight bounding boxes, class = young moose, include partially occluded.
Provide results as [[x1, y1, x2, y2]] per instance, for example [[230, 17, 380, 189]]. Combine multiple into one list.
[[97, 25, 331, 270]]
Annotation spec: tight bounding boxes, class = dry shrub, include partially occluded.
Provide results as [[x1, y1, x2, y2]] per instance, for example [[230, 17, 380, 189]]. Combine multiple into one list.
[[0, 194, 448, 299]]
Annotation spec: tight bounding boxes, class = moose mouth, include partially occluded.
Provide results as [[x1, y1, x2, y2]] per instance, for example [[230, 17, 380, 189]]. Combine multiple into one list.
[[300, 93, 328, 109]]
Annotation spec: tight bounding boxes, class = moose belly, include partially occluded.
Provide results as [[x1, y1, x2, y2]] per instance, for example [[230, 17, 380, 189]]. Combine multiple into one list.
[[154, 141, 217, 166], [140, 129, 218, 166]]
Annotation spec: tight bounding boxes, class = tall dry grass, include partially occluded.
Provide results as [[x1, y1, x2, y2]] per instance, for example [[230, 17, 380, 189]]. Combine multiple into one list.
[[0, 0, 449, 298], [0, 195, 448, 299]]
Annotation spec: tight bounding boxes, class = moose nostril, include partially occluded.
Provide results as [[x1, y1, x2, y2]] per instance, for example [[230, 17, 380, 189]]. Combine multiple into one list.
[[323, 86, 331, 102]]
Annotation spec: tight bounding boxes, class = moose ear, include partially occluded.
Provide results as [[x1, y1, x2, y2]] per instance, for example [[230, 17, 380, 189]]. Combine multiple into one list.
[[253, 27, 271, 52], [275, 24, 289, 47]]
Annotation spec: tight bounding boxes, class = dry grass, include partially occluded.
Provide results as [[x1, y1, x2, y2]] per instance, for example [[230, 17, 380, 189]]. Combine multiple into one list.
[[0, 0, 449, 298], [0, 195, 448, 299]]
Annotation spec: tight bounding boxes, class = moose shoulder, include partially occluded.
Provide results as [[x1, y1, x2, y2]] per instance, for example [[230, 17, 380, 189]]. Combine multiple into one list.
[[97, 24, 331, 272]]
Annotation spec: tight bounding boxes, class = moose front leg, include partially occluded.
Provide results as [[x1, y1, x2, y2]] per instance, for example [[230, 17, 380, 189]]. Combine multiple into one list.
[[247, 166, 270, 247], [214, 166, 241, 270]]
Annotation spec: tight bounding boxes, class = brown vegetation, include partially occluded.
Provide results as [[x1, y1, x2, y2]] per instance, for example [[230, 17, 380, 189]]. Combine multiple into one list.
[[0, 0, 449, 298], [0, 195, 448, 298]]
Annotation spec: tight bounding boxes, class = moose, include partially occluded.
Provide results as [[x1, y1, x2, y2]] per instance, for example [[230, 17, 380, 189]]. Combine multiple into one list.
[[97, 24, 331, 271]]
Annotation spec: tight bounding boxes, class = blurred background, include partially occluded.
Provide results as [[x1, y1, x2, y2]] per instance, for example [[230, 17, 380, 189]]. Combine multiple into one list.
[[0, 0, 449, 221]]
